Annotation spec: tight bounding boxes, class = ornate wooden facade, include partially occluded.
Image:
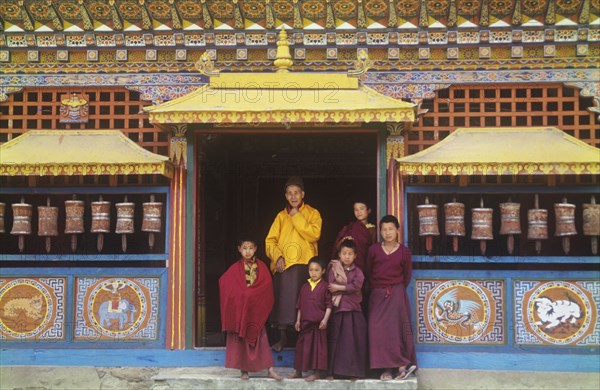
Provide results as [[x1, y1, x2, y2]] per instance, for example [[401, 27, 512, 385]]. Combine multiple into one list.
[[0, 0, 598, 373]]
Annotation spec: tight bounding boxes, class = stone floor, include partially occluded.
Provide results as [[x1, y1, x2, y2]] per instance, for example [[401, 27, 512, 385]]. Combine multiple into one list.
[[0, 366, 417, 390], [1, 366, 599, 390]]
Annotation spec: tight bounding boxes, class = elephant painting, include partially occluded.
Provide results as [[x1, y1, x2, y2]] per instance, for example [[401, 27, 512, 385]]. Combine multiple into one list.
[[97, 299, 137, 330]]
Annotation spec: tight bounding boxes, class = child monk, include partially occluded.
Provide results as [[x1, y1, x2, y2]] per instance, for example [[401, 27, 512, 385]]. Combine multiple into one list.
[[327, 239, 367, 379], [218, 238, 283, 381], [289, 258, 332, 381], [367, 215, 417, 381], [331, 201, 376, 272]]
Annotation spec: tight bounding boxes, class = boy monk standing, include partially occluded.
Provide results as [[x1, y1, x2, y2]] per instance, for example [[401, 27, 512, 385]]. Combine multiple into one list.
[[219, 238, 283, 381], [266, 176, 322, 351]]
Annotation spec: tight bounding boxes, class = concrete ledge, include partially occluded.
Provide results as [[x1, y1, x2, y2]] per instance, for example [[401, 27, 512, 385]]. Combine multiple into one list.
[[2, 366, 598, 390], [152, 367, 417, 390], [417, 368, 600, 390]]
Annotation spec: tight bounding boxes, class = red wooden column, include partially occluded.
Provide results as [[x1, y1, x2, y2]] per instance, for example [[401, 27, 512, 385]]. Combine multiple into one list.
[[386, 124, 406, 243], [166, 125, 187, 350]]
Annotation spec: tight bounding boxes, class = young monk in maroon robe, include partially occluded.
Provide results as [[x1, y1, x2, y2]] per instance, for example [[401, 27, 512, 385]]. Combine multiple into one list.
[[327, 239, 368, 379], [289, 258, 332, 381], [331, 201, 376, 272], [366, 215, 417, 381], [219, 238, 283, 381]]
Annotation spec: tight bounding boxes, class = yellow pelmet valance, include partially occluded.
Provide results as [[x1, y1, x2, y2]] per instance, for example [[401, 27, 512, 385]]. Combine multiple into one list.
[[397, 127, 600, 176], [145, 75, 415, 124], [0, 130, 173, 178]]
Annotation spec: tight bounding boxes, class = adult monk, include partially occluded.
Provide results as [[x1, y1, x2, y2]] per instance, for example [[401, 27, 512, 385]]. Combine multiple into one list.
[[367, 215, 417, 381], [266, 176, 322, 351]]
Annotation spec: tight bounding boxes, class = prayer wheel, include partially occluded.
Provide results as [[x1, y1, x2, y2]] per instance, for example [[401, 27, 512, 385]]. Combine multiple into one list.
[[417, 197, 439, 254], [65, 199, 85, 252], [0, 202, 5, 233], [472, 199, 493, 255], [499, 202, 521, 255], [445, 201, 465, 253], [38, 198, 58, 253], [554, 198, 576, 255], [11, 200, 32, 252], [91, 199, 111, 252], [527, 194, 547, 255], [115, 201, 135, 252], [142, 199, 162, 250], [583, 196, 600, 255]]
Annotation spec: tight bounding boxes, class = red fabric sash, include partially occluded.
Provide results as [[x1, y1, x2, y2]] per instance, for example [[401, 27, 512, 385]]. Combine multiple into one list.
[[219, 259, 274, 346]]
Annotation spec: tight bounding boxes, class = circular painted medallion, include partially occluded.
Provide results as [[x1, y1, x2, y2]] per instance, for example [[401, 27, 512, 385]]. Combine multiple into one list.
[[0, 279, 52, 339], [88, 278, 146, 338], [527, 281, 591, 345], [427, 280, 490, 343]]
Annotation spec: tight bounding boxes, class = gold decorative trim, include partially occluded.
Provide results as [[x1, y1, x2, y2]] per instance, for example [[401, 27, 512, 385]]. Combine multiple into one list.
[[0, 163, 173, 177], [398, 162, 600, 176], [149, 108, 414, 124]]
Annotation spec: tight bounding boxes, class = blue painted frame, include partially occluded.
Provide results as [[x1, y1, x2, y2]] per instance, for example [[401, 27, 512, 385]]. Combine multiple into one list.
[[0, 186, 170, 262], [408, 269, 600, 371], [403, 185, 600, 263], [0, 267, 168, 349]]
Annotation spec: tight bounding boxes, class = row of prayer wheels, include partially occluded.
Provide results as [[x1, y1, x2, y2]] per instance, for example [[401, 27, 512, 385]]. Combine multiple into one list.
[[417, 195, 600, 255], [0, 196, 163, 253]]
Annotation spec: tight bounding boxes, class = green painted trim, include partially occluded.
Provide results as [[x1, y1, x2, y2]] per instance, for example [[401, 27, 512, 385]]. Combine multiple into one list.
[[378, 127, 388, 219], [185, 133, 195, 350]]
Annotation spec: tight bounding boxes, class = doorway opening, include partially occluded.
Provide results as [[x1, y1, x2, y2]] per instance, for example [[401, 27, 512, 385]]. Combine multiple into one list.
[[196, 131, 379, 347]]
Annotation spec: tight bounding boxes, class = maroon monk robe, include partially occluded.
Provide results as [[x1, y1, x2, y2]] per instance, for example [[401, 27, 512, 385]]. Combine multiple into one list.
[[331, 220, 374, 272], [328, 265, 367, 378], [219, 258, 275, 372], [366, 244, 417, 370], [294, 280, 332, 372]]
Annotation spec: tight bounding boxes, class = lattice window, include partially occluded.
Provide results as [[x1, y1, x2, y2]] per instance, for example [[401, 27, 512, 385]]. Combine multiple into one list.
[[408, 83, 600, 155], [0, 87, 168, 156]]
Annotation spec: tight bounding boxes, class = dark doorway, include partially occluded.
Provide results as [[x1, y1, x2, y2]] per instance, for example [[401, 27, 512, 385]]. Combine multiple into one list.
[[196, 131, 378, 347]]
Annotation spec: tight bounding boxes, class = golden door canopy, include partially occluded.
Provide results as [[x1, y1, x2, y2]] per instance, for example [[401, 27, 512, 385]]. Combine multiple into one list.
[[397, 127, 600, 176], [145, 29, 415, 125], [0, 130, 173, 178]]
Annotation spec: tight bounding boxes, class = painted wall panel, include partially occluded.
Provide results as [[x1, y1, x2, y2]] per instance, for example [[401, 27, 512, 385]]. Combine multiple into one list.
[[74, 277, 160, 341], [0, 277, 66, 341], [514, 280, 599, 347]]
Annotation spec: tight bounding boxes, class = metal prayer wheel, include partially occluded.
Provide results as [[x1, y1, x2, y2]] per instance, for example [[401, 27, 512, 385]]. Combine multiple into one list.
[[65, 199, 85, 252], [554, 199, 576, 255], [11, 201, 32, 252], [116, 201, 135, 252], [583, 196, 600, 255], [91, 201, 111, 233], [115, 202, 135, 234], [527, 194, 547, 254], [141, 202, 162, 233], [554, 203, 577, 237], [38, 199, 58, 253], [445, 202, 465, 253], [499, 202, 521, 255], [527, 209, 548, 240], [142, 200, 163, 250], [91, 200, 110, 252], [499, 203, 521, 235], [472, 204, 493, 255], [0, 202, 5, 233], [38, 206, 58, 237], [65, 200, 85, 234], [11, 203, 32, 235], [445, 202, 466, 236], [417, 205, 440, 236], [471, 209, 493, 240], [417, 198, 439, 253]]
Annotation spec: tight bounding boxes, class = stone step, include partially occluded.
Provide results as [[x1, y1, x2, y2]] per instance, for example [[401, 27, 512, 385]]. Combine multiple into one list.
[[151, 367, 418, 390]]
